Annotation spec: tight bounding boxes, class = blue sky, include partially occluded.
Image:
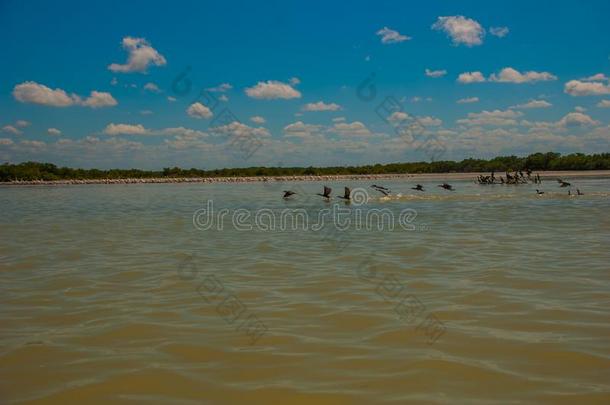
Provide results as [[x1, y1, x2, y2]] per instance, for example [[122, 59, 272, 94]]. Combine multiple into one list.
[[1, 0, 609, 169]]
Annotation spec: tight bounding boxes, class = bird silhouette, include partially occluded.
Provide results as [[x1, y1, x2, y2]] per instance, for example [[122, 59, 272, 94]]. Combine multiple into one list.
[[317, 186, 332, 199], [411, 184, 425, 191], [438, 183, 454, 191], [283, 190, 296, 198], [557, 178, 571, 187], [536, 189, 544, 195], [337, 187, 351, 200]]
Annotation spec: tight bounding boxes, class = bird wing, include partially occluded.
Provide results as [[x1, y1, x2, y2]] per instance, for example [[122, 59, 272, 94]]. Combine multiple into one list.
[[344, 187, 351, 199], [324, 186, 331, 197]]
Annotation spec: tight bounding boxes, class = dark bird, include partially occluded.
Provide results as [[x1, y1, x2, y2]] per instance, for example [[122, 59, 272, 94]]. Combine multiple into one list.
[[337, 187, 351, 200], [317, 186, 332, 199], [438, 183, 454, 191], [568, 190, 571, 196], [282, 190, 296, 198], [557, 178, 571, 187], [577, 189, 584, 195], [370, 184, 391, 196], [412, 184, 425, 192], [536, 189, 545, 195]]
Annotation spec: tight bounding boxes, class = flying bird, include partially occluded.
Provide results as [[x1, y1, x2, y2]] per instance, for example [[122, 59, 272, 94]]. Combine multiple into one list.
[[283, 190, 296, 198], [411, 184, 425, 192], [438, 183, 454, 191], [557, 178, 571, 187], [337, 187, 351, 200], [536, 189, 544, 195], [370, 184, 390, 196], [317, 186, 332, 199]]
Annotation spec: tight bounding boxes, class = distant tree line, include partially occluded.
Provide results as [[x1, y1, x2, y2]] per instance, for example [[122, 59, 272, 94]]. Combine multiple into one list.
[[1, 152, 609, 182]]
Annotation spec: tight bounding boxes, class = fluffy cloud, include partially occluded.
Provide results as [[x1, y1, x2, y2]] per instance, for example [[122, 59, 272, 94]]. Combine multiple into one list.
[[376, 27, 411, 44], [212, 121, 271, 139], [187, 102, 213, 119], [489, 26, 509, 37], [580, 73, 608, 82], [47, 128, 61, 136], [330, 121, 371, 137], [144, 82, 161, 93], [457, 109, 522, 126], [457, 97, 479, 104], [425, 68, 447, 78], [80, 91, 118, 108], [557, 112, 600, 128], [13, 81, 117, 108], [457, 71, 485, 83], [511, 100, 552, 109], [250, 116, 266, 124], [108, 37, 166, 73], [0, 138, 14, 145], [2, 125, 22, 135], [167, 96, 177, 102], [283, 121, 322, 138], [15, 120, 30, 128], [564, 79, 610, 96], [302, 101, 342, 111], [388, 111, 409, 122], [245, 80, 301, 99], [597, 100, 610, 108], [489, 67, 557, 83], [104, 123, 148, 136], [432, 16, 484, 46], [418, 116, 443, 126]]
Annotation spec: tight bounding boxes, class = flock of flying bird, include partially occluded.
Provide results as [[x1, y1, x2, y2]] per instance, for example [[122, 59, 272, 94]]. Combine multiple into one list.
[[281, 171, 585, 200], [281, 182, 454, 200]]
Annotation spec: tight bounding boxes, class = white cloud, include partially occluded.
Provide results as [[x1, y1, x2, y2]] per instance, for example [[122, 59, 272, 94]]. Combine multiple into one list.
[[376, 27, 411, 44], [167, 96, 177, 102], [597, 99, 610, 108], [330, 121, 371, 137], [0, 138, 14, 145], [457, 109, 522, 126], [15, 120, 30, 128], [511, 100, 552, 109], [250, 116, 266, 124], [108, 37, 166, 73], [2, 125, 21, 135], [13, 81, 117, 108], [489, 67, 557, 83], [144, 82, 161, 93], [489, 26, 509, 37], [219, 94, 229, 102], [457, 71, 485, 83], [283, 121, 322, 138], [187, 102, 213, 119], [388, 111, 409, 122], [212, 121, 271, 139], [564, 79, 610, 96], [425, 68, 447, 78], [13, 81, 76, 107], [457, 97, 479, 104], [207, 83, 233, 92], [432, 16, 484, 46], [418, 116, 442, 126], [104, 123, 148, 136], [80, 91, 118, 108], [245, 80, 301, 99], [574, 106, 586, 112], [302, 101, 342, 111], [47, 128, 61, 136], [557, 112, 600, 128], [332, 117, 346, 122], [580, 73, 608, 82]]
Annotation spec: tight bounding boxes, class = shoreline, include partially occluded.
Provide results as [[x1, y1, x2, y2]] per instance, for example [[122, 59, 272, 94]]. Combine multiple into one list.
[[2, 170, 610, 186]]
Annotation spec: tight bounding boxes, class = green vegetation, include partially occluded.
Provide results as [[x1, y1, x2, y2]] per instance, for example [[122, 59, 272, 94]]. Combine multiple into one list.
[[1, 152, 609, 182]]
